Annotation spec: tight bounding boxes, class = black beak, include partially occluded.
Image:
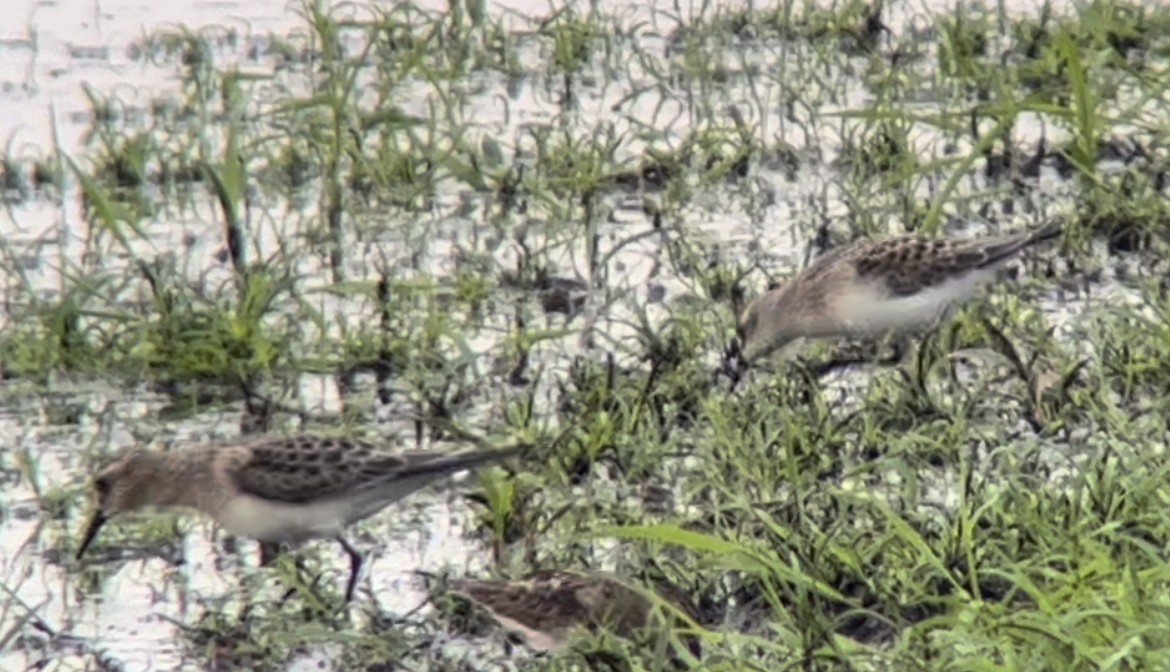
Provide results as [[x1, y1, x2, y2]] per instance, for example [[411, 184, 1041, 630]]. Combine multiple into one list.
[[76, 511, 108, 560], [719, 339, 747, 390]]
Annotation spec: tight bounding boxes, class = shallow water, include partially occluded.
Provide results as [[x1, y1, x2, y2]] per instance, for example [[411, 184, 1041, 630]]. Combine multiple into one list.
[[0, 0, 1154, 669]]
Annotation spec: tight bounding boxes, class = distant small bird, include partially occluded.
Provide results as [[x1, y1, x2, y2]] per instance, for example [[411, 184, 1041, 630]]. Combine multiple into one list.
[[734, 220, 1062, 367], [75, 435, 522, 602], [448, 569, 700, 656]]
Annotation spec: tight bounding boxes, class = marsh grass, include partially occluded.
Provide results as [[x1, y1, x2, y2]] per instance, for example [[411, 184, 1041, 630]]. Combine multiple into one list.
[[6, 0, 1170, 669]]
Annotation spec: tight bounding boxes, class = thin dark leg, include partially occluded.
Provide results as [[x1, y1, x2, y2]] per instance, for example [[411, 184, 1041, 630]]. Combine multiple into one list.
[[259, 541, 282, 567], [336, 535, 364, 602], [887, 334, 912, 365]]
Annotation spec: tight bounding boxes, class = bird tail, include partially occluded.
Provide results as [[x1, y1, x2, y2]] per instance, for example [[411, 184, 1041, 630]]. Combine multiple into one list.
[[975, 219, 1063, 268], [397, 444, 525, 479], [1024, 219, 1064, 245]]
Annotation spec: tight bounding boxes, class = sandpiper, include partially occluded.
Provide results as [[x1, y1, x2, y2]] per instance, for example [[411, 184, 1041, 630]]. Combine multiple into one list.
[[75, 435, 523, 602], [448, 569, 699, 655], [734, 220, 1062, 367]]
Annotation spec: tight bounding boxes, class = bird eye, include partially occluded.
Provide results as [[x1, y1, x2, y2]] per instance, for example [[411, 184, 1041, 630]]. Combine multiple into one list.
[[94, 477, 111, 496]]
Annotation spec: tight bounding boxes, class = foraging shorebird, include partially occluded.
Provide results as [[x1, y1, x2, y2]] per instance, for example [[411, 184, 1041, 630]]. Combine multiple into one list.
[[734, 220, 1062, 367], [76, 435, 522, 602], [448, 569, 699, 655]]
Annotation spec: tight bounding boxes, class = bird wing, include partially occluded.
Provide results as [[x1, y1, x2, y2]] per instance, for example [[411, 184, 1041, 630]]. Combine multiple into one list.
[[228, 436, 411, 504], [851, 236, 999, 297], [854, 227, 1056, 297]]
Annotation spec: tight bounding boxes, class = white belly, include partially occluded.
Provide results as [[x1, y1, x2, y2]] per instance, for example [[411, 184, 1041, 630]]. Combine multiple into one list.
[[838, 269, 995, 333], [215, 493, 352, 542]]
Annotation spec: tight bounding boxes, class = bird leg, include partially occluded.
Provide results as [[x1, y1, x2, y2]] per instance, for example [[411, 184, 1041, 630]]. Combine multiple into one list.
[[887, 334, 913, 365], [258, 541, 283, 568], [336, 535, 364, 603]]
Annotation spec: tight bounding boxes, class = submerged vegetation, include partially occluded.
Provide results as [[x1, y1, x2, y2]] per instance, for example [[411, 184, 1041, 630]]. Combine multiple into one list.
[[4, 0, 1170, 669]]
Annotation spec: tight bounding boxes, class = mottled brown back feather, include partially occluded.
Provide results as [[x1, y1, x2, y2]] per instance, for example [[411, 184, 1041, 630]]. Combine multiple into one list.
[[231, 437, 411, 504], [458, 573, 593, 631], [851, 223, 1060, 297], [454, 570, 689, 638]]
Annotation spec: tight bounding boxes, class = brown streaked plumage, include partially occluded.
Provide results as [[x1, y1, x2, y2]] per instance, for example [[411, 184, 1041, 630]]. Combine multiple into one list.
[[449, 570, 699, 654], [75, 435, 522, 602], [736, 220, 1062, 365]]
